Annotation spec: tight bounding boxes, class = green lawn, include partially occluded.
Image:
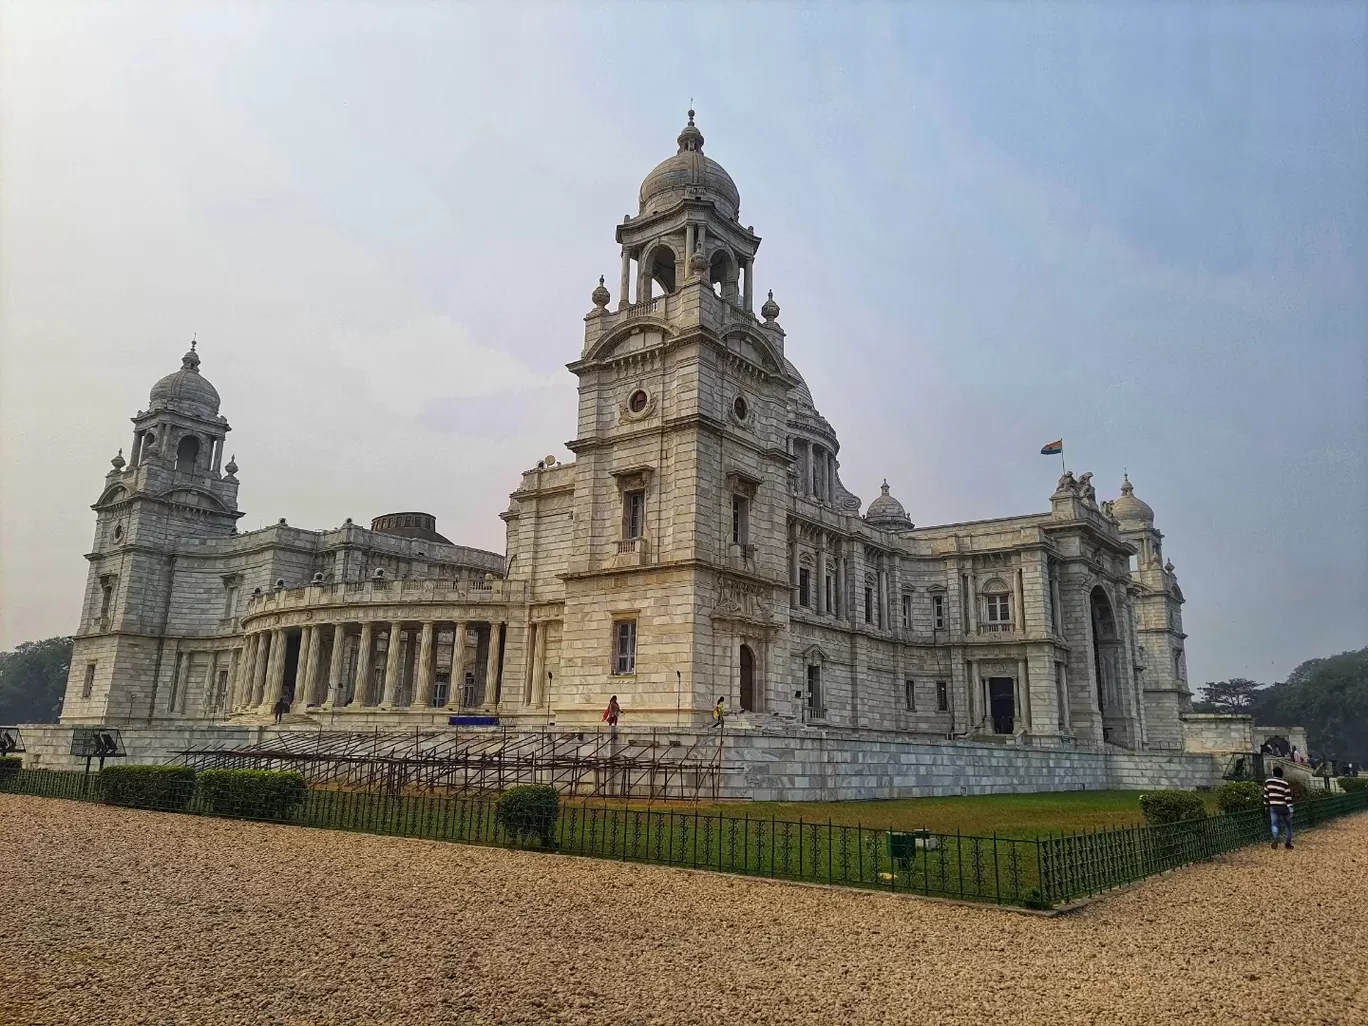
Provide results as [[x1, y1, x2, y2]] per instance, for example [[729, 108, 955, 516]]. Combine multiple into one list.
[[638, 789, 1216, 840]]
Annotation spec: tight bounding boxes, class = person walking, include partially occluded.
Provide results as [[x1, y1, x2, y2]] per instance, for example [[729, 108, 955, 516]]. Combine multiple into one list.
[[602, 695, 621, 738], [272, 696, 287, 724], [1264, 764, 1294, 850], [711, 696, 726, 729]]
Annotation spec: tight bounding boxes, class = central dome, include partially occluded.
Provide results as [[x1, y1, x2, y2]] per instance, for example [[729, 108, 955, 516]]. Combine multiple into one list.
[[149, 343, 220, 417], [638, 111, 740, 220]]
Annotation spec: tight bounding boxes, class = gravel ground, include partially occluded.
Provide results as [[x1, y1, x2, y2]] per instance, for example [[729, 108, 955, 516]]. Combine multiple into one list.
[[2, 795, 1365, 1026]]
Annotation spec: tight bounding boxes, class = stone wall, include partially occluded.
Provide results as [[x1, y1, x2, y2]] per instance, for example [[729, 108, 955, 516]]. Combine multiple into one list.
[[10, 722, 1222, 800], [1181, 713, 1253, 753]]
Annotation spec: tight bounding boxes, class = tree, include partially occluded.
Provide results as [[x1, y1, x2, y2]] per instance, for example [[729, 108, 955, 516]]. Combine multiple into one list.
[[1255, 648, 1368, 763], [1198, 678, 1267, 714], [0, 637, 73, 724]]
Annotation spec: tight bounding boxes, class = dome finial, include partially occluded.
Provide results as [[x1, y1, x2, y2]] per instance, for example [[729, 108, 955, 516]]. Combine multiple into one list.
[[677, 109, 704, 153], [111, 448, 126, 470], [761, 289, 780, 323], [881, 479, 890, 495], [224, 454, 238, 477], [591, 274, 611, 309]]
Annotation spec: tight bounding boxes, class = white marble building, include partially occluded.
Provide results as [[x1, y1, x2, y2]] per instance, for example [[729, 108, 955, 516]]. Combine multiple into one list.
[[59, 113, 1195, 756]]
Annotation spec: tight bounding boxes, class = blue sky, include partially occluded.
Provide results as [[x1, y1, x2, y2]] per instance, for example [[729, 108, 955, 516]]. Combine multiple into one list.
[[1, 1, 1364, 688]]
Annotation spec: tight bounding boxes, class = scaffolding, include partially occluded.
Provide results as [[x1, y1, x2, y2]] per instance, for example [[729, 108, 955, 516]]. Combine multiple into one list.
[[177, 727, 725, 800]]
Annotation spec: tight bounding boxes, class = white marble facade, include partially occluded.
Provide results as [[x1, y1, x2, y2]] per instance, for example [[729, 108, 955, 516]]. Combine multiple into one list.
[[60, 113, 1194, 753]]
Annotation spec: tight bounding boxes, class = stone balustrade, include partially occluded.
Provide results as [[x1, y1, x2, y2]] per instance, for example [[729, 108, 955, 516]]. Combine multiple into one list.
[[244, 577, 526, 617]]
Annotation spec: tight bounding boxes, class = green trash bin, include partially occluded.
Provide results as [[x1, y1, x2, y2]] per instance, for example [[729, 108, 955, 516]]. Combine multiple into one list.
[[887, 829, 934, 869]]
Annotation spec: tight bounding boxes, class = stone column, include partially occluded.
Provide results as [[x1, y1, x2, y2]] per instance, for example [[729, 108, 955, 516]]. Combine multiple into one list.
[[129, 430, 144, 468], [295, 625, 316, 708], [742, 257, 754, 311], [349, 622, 373, 706], [1014, 568, 1026, 635], [831, 547, 842, 618], [1017, 656, 1031, 732], [967, 570, 979, 634], [789, 523, 800, 607], [322, 624, 347, 709], [380, 624, 404, 707], [302, 623, 322, 711], [449, 621, 468, 707], [619, 248, 631, 307], [530, 623, 547, 706], [414, 621, 435, 707], [251, 632, 271, 708], [483, 622, 502, 707], [815, 531, 827, 616], [261, 628, 287, 711], [685, 225, 696, 272], [232, 634, 257, 710]]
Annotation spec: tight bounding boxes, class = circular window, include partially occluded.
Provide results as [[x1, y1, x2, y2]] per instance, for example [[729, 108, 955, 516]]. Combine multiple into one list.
[[113, 524, 123, 541], [628, 389, 649, 413], [733, 396, 749, 420]]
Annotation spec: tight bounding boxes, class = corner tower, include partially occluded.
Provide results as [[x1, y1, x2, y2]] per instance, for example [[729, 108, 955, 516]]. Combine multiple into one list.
[[62, 343, 244, 722], [549, 112, 798, 724], [1112, 474, 1190, 748]]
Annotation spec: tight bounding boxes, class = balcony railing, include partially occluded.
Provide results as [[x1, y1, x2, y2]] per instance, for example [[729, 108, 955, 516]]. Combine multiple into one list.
[[244, 577, 526, 615], [977, 622, 1015, 635]]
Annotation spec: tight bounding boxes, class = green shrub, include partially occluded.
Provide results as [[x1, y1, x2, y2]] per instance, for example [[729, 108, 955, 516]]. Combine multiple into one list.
[[195, 769, 308, 820], [1337, 776, 1367, 794], [496, 784, 560, 847], [1214, 780, 1263, 814], [98, 764, 197, 810], [1139, 790, 1208, 826], [0, 756, 21, 777], [1287, 778, 1311, 804]]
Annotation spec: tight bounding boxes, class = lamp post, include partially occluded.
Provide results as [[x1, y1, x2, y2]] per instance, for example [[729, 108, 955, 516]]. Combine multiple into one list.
[[676, 670, 682, 728]]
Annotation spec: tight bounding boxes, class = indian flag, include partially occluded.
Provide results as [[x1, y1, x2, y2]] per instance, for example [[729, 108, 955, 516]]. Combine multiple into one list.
[[1040, 439, 1063, 455]]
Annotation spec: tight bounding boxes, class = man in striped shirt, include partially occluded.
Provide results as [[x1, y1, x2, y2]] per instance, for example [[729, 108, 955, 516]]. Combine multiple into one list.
[[1264, 765, 1294, 849]]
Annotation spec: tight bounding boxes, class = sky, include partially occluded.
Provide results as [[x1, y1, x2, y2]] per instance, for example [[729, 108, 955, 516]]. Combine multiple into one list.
[[1, 1, 1364, 689]]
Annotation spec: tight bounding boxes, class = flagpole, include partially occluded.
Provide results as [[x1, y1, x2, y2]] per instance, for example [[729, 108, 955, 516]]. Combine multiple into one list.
[[1060, 449, 1066, 474]]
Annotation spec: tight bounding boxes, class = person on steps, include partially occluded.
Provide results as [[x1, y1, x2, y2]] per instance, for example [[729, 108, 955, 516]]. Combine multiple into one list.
[[1264, 764, 1294, 850], [272, 696, 287, 724], [711, 697, 726, 729]]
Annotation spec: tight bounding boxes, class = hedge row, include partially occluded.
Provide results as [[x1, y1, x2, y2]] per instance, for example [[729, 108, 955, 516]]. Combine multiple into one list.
[[0, 756, 22, 777], [94, 765, 308, 819], [1338, 776, 1367, 794]]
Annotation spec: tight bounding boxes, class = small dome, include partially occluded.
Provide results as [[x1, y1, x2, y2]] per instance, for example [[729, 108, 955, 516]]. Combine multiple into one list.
[[149, 342, 220, 417], [1112, 473, 1154, 524], [865, 479, 912, 528], [639, 110, 740, 219]]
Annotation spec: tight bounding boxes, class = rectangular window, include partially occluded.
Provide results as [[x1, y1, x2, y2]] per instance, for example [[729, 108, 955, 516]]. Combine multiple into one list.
[[216, 669, 229, 711], [806, 664, 823, 718], [82, 663, 95, 699], [932, 594, 945, 631], [612, 619, 637, 674], [901, 593, 912, 629], [825, 574, 833, 613], [731, 495, 749, 545], [623, 490, 645, 540], [936, 679, 949, 712], [904, 678, 916, 711], [798, 568, 811, 607], [864, 587, 873, 624], [223, 583, 239, 619], [985, 594, 1011, 624]]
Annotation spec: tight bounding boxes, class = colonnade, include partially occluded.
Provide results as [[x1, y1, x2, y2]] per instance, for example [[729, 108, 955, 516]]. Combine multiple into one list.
[[229, 618, 506, 715]]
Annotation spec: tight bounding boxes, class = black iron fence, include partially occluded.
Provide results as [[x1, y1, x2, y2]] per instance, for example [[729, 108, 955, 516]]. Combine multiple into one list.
[[3, 768, 1364, 909]]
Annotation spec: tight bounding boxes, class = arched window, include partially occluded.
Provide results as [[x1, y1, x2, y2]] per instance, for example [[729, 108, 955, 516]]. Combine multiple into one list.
[[709, 249, 738, 302], [175, 434, 200, 472], [645, 244, 677, 298]]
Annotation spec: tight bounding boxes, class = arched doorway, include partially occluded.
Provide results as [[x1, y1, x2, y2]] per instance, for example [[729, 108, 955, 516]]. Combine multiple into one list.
[[1090, 586, 1118, 715], [739, 644, 755, 712], [175, 434, 200, 472]]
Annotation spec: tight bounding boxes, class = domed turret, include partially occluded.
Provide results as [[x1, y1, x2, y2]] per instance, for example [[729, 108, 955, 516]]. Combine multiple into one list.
[[149, 341, 220, 418], [1112, 473, 1154, 525], [638, 110, 741, 219], [865, 480, 913, 529]]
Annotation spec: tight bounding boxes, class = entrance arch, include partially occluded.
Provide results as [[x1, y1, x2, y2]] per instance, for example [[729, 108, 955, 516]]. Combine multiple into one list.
[[739, 644, 755, 712], [1090, 586, 1119, 715]]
